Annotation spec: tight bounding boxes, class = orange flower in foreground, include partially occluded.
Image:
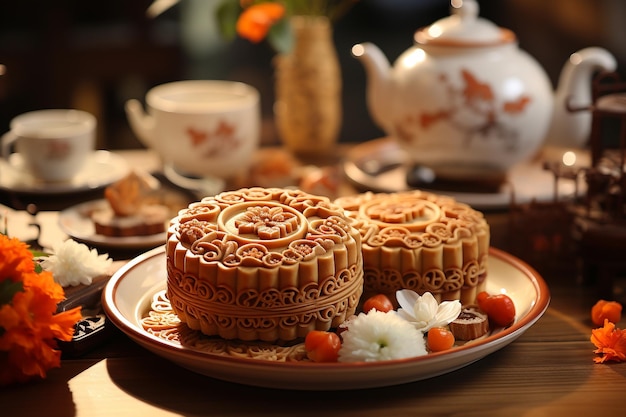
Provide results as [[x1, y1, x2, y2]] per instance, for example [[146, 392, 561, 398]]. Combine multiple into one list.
[[0, 234, 35, 282], [0, 235, 82, 386], [591, 319, 626, 364], [591, 299, 622, 327], [236, 2, 286, 43]]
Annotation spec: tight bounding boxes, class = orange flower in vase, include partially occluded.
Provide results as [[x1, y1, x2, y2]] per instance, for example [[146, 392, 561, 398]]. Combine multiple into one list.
[[232, 1, 358, 159], [236, 2, 286, 44], [0, 234, 82, 386], [223, 1, 358, 52]]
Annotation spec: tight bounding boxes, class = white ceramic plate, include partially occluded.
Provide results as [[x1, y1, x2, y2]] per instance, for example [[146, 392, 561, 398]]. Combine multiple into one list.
[[58, 200, 166, 249], [343, 138, 588, 210], [103, 246, 550, 390], [0, 150, 130, 194]]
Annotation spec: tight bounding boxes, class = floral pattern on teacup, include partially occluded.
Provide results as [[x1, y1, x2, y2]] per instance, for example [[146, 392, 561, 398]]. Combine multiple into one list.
[[186, 120, 241, 158], [44, 139, 71, 160]]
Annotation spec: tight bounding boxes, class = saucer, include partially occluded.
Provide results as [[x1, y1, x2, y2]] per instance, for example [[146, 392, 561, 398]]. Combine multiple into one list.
[[162, 162, 225, 199], [343, 138, 588, 210], [0, 150, 130, 194], [58, 199, 167, 249]]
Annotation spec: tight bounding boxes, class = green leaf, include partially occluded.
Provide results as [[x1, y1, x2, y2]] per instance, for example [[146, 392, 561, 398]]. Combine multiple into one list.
[[216, 0, 242, 41], [268, 18, 294, 54], [0, 279, 24, 306], [30, 250, 49, 259]]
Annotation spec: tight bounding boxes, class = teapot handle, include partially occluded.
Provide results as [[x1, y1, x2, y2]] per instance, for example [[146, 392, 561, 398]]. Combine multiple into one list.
[[547, 46, 617, 148], [559, 47, 617, 112]]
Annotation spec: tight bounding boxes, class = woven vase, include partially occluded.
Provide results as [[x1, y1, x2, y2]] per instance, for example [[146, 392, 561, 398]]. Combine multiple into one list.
[[273, 16, 342, 160]]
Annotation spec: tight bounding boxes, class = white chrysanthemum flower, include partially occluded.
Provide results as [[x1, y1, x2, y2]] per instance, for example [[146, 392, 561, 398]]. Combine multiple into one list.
[[338, 310, 427, 362], [41, 239, 112, 287], [396, 290, 462, 333]]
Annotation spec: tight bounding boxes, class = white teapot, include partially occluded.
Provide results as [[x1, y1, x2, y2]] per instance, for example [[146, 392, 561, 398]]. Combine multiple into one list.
[[352, 0, 616, 181]]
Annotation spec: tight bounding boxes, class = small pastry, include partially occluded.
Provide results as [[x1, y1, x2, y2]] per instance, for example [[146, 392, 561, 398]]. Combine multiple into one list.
[[449, 306, 489, 341], [92, 171, 168, 237], [92, 204, 169, 237], [247, 148, 300, 188]]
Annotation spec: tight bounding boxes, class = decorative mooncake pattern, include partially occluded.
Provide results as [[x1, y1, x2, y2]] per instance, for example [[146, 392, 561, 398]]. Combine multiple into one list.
[[335, 191, 489, 305], [166, 188, 363, 342]]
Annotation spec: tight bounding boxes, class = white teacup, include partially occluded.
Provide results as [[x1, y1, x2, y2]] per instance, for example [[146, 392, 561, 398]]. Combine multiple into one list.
[[125, 80, 260, 183], [1, 109, 96, 182]]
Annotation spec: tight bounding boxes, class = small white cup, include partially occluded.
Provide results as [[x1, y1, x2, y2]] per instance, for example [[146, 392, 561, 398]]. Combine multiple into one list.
[[125, 80, 260, 182], [2, 109, 96, 182]]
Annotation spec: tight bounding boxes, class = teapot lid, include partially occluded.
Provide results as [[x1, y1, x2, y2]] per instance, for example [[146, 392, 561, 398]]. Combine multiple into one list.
[[415, 0, 515, 46]]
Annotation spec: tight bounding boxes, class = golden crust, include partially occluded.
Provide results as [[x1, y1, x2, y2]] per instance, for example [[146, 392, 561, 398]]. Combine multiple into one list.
[[335, 190, 490, 305], [166, 187, 364, 342]]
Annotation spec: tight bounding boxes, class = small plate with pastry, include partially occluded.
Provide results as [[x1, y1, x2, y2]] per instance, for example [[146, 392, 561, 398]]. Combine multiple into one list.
[[59, 170, 187, 249]]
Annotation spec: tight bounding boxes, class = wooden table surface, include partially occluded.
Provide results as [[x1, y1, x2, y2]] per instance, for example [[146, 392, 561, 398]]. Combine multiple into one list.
[[1, 149, 625, 417]]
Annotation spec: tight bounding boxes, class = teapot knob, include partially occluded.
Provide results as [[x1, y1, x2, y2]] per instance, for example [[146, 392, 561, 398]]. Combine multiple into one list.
[[422, 0, 503, 45], [452, 0, 478, 20]]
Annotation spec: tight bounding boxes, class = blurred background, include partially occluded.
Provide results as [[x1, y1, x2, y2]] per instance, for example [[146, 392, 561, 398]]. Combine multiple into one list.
[[1, 0, 625, 150]]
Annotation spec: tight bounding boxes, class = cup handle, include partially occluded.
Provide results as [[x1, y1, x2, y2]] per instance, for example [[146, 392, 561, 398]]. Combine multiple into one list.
[[1, 131, 18, 160]]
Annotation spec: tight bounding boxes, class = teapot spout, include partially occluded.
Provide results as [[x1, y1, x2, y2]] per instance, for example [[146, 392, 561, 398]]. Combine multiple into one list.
[[352, 42, 394, 132], [546, 47, 617, 148], [125, 99, 156, 147]]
